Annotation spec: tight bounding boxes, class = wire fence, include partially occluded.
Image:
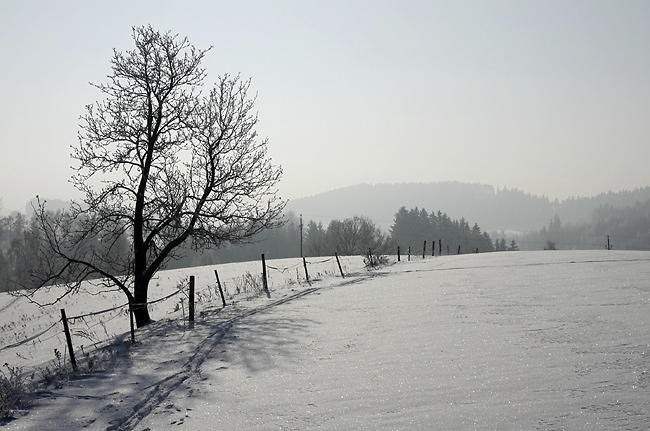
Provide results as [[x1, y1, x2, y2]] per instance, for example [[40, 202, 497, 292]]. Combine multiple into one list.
[[267, 257, 335, 273], [0, 255, 355, 373], [0, 321, 60, 353], [2, 233, 638, 365], [0, 283, 188, 371]]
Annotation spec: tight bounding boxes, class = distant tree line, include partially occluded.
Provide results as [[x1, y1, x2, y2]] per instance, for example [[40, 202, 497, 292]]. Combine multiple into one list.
[[167, 212, 302, 268], [0, 211, 54, 292], [0, 204, 494, 292], [0, 209, 304, 293], [0, 212, 30, 291], [6, 197, 648, 293], [0, 209, 130, 292], [512, 201, 650, 251], [389, 207, 494, 254], [165, 213, 394, 264], [303, 215, 393, 257], [493, 238, 519, 252], [300, 208, 497, 258], [287, 183, 650, 233]]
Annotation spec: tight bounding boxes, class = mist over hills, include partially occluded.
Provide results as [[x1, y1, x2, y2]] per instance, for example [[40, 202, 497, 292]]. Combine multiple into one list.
[[16, 183, 650, 235], [285, 182, 650, 233], [3, 182, 647, 275]]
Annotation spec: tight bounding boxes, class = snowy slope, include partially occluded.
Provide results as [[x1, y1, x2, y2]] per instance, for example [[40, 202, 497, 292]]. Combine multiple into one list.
[[0, 256, 359, 373], [2, 251, 649, 430]]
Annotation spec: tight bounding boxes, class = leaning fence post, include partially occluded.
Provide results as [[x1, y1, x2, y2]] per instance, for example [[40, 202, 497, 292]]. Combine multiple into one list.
[[60, 309, 77, 372], [457, 245, 461, 255], [189, 276, 195, 322], [261, 253, 269, 291], [214, 269, 226, 307], [303, 257, 310, 283], [335, 253, 345, 278]]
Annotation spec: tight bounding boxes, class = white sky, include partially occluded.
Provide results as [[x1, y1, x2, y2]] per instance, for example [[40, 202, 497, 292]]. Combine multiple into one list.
[[1, 0, 649, 214]]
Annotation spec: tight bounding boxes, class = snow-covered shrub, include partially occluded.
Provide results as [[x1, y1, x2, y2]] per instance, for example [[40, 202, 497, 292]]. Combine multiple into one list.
[[364, 254, 390, 268], [0, 364, 34, 418], [233, 272, 264, 298]]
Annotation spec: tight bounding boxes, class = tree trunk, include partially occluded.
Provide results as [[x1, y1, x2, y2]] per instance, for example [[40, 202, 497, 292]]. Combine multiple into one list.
[[133, 279, 151, 327]]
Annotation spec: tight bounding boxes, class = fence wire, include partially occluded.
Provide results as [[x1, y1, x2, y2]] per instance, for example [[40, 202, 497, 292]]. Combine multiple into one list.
[[0, 255, 354, 366], [0, 321, 60, 352], [0, 284, 187, 355]]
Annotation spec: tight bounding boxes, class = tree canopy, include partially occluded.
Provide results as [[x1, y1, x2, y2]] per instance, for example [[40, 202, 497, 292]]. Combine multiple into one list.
[[390, 207, 494, 254], [32, 26, 284, 326]]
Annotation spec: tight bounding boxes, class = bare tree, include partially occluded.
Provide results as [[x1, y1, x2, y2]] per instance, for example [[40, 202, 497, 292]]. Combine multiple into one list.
[[324, 216, 392, 256], [33, 26, 284, 327]]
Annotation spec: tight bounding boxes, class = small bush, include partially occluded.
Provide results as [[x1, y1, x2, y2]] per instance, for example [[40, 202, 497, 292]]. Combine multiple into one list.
[[233, 272, 264, 298], [544, 241, 557, 250], [0, 363, 34, 419], [364, 254, 390, 268]]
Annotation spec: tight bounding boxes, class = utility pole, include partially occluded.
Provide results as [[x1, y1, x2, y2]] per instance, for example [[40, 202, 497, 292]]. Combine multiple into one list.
[[300, 214, 303, 257]]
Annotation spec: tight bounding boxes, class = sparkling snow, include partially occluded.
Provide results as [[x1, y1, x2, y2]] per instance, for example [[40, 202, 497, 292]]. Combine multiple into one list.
[[1, 251, 648, 430]]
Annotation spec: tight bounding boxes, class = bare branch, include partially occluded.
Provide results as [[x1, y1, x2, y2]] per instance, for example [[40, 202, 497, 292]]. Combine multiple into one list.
[[34, 26, 283, 327]]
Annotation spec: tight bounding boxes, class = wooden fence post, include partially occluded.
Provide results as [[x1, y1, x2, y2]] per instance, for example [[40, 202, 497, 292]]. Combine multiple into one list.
[[607, 235, 611, 250], [60, 309, 77, 372], [422, 240, 426, 259], [397, 246, 400, 262], [335, 253, 345, 278], [457, 245, 461, 255], [189, 275, 195, 322], [303, 257, 310, 283], [214, 269, 226, 307], [261, 254, 268, 291], [432, 240, 435, 257], [439, 239, 442, 256], [408, 246, 411, 261]]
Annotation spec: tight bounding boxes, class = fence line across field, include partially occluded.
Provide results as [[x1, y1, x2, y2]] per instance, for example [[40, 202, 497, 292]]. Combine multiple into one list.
[[3, 252, 387, 359], [266, 257, 335, 272], [1, 253, 353, 373], [0, 284, 187, 355]]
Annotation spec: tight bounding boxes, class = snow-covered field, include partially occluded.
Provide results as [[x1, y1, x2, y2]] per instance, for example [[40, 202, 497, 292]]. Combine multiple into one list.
[[2, 250, 649, 430], [0, 256, 357, 372]]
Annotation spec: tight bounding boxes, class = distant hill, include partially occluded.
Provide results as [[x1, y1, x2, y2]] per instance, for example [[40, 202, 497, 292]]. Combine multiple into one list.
[[285, 182, 650, 233]]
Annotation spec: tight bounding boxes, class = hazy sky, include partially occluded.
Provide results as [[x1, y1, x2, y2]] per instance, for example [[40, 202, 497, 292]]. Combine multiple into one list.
[[1, 0, 649, 214]]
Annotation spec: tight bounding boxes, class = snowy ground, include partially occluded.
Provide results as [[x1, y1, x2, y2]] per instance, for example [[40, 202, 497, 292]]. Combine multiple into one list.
[[2, 250, 649, 430]]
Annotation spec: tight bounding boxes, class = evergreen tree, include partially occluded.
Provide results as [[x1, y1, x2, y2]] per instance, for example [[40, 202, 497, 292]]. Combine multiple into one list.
[[390, 207, 493, 255], [305, 221, 326, 257]]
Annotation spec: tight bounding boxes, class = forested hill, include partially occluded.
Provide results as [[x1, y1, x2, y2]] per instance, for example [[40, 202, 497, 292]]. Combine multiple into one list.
[[285, 182, 650, 232]]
